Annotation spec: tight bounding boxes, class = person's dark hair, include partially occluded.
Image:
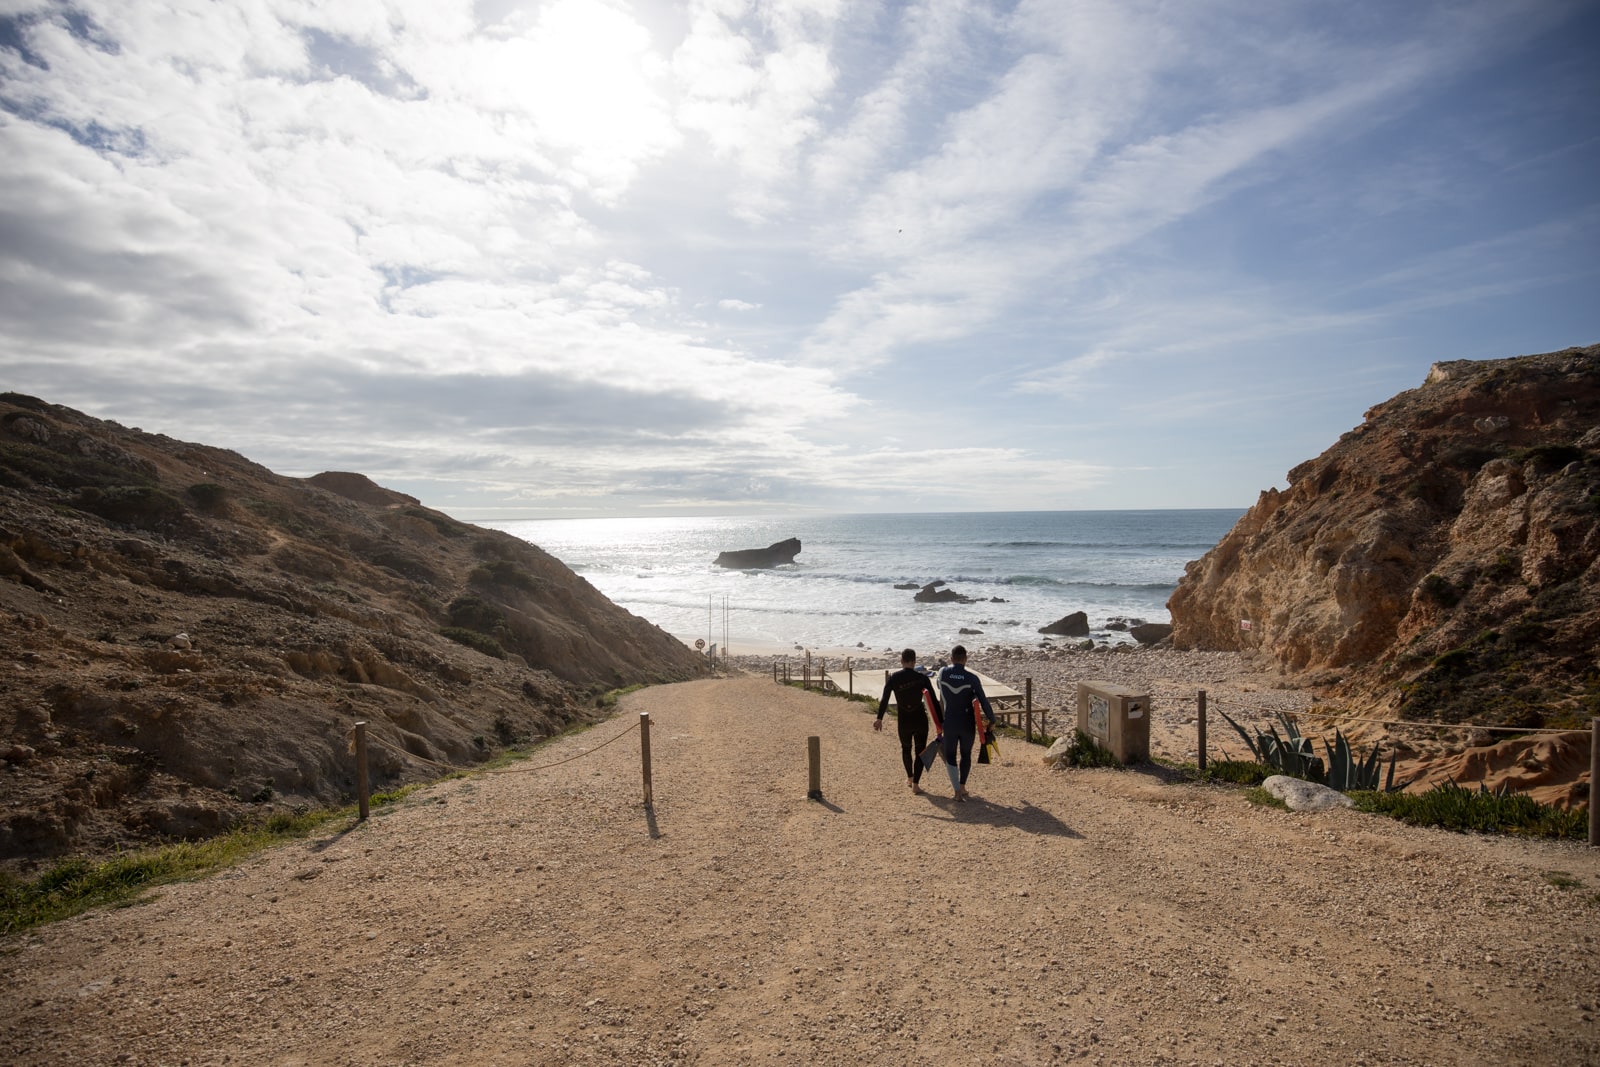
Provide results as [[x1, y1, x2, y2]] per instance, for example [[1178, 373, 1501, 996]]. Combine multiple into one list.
[[901, 648, 916, 664], [950, 644, 967, 659]]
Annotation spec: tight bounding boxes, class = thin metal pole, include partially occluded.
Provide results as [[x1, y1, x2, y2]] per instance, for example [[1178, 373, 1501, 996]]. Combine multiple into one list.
[[1197, 690, 1208, 774], [640, 712, 654, 809], [354, 721, 370, 821]]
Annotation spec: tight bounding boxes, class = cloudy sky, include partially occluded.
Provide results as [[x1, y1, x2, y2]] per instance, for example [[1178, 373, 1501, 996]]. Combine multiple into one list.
[[1, 0, 1596, 519]]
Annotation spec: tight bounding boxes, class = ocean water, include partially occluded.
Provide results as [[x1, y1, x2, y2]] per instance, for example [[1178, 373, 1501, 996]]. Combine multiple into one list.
[[489, 510, 1243, 656]]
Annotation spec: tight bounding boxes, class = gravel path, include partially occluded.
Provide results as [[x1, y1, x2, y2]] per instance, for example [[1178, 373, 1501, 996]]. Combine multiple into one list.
[[3, 674, 1598, 1066]]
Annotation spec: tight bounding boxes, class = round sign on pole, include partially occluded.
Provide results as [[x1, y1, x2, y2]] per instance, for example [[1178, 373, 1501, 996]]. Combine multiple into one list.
[[694, 639, 705, 650]]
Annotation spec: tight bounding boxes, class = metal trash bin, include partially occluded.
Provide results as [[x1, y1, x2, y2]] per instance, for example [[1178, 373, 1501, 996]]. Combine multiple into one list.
[[1076, 682, 1150, 764]]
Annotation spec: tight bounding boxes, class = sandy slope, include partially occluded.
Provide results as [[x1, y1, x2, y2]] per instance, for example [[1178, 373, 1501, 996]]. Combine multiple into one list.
[[3, 675, 1598, 1066]]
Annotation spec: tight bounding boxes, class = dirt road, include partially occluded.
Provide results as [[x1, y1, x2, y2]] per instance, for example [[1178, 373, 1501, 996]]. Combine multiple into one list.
[[3, 676, 1598, 1065]]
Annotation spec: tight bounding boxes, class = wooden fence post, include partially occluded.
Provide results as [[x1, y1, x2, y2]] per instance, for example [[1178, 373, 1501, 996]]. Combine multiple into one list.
[[1025, 678, 1033, 742], [807, 736, 822, 800], [1589, 717, 1598, 847], [354, 721, 370, 821], [1197, 690, 1208, 774], [640, 711, 654, 809]]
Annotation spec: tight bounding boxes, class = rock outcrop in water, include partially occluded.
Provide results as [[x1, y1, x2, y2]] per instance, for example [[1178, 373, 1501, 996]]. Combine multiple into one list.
[[0, 393, 707, 870], [714, 538, 802, 569], [1168, 344, 1600, 729]]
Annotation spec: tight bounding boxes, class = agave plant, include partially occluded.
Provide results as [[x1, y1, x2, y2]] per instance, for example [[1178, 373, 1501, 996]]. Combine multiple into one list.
[[1218, 709, 1323, 781], [1218, 710, 1410, 792]]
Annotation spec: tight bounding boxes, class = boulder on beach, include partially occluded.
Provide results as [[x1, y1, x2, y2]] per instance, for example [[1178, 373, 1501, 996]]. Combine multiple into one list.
[[1038, 611, 1089, 637], [914, 581, 976, 604], [714, 537, 802, 569], [1130, 623, 1173, 646]]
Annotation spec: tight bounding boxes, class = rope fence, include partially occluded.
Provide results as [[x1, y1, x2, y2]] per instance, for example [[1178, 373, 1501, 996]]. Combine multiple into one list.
[[345, 713, 655, 820]]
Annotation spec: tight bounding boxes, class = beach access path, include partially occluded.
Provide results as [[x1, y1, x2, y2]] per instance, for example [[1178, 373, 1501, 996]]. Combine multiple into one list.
[[3, 675, 1597, 1066]]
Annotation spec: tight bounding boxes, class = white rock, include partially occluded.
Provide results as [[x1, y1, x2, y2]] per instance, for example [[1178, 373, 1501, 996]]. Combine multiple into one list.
[[1263, 775, 1353, 812]]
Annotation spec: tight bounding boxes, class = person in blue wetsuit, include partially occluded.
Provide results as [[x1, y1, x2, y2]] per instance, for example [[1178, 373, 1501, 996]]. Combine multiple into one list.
[[875, 648, 941, 794], [936, 645, 995, 802]]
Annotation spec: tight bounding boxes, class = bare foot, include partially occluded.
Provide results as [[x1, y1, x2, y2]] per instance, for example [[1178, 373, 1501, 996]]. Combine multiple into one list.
[[906, 776, 916, 790], [955, 788, 971, 802], [912, 784, 924, 795]]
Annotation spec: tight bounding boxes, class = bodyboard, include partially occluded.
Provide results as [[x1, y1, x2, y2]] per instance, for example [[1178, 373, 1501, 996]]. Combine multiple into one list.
[[974, 697, 996, 763]]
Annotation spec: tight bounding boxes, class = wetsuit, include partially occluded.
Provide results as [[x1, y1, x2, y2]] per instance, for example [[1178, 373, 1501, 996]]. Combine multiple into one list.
[[937, 662, 996, 790], [877, 667, 940, 784]]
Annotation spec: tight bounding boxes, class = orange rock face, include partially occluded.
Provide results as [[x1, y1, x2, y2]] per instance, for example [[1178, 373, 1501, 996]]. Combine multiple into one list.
[[1170, 344, 1600, 733]]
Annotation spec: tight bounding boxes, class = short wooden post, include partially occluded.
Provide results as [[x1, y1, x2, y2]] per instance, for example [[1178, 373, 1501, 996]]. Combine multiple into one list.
[[1024, 678, 1034, 742], [807, 736, 822, 800], [848, 665, 854, 696], [640, 712, 654, 809], [1589, 717, 1599, 847], [1197, 690, 1208, 774], [820, 658, 827, 690], [773, 662, 778, 684], [354, 721, 370, 821]]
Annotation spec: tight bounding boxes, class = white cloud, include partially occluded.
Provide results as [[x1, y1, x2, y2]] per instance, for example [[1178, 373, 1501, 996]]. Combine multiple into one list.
[[0, 0, 1594, 516], [671, 0, 842, 215]]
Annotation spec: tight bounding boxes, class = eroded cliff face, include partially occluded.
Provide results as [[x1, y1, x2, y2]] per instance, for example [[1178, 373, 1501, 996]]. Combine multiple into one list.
[[1169, 344, 1600, 728], [0, 394, 707, 869]]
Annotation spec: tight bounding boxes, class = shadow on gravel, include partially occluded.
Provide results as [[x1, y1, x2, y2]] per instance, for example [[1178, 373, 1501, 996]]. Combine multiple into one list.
[[309, 825, 363, 854], [917, 798, 1082, 838]]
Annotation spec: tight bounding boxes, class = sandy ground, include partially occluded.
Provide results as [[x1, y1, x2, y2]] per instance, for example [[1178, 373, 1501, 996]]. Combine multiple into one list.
[[3, 673, 1599, 1066]]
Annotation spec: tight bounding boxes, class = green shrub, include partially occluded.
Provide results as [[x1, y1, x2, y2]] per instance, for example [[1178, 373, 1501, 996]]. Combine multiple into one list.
[[440, 626, 506, 659], [1057, 728, 1124, 769], [1244, 786, 1289, 810], [75, 484, 189, 528], [469, 559, 538, 593], [1508, 444, 1583, 470], [446, 595, 508, 633], [402, 507, 466, 537], [1203, 759, 1269, 785], [185, 482, 228, 512], [1351, 780, 1586, 838], [1418, 573, 1461, 608]]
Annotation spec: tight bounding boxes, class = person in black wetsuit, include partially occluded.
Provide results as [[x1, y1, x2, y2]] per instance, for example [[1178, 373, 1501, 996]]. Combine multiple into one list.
[[936, 644, 995, 802], [875, 648, 941, 794]]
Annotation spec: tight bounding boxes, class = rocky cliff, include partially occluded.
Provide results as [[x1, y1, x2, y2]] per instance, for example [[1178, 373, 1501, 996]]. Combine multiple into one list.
[[1169, 344, 1599, 729], [0, 394, 707, 871]]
